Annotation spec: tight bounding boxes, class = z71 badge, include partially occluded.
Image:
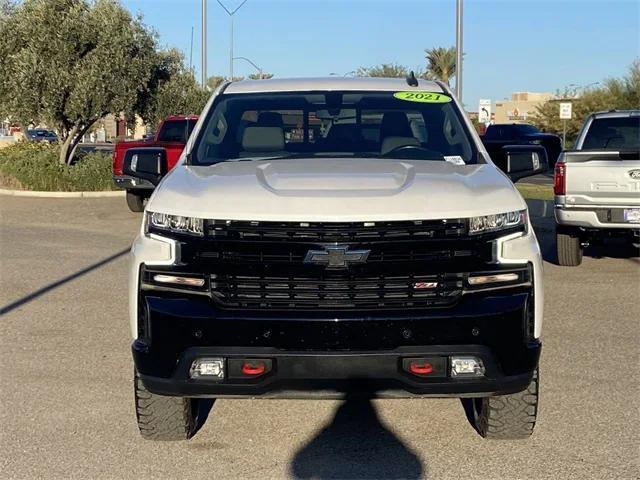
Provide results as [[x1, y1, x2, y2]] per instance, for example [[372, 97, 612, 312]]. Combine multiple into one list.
[[628, 169, 640, 180]]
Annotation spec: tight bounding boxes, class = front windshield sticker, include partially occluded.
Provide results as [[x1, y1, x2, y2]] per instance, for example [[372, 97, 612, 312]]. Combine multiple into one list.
[[393, 91, 452, 103], [444, 155, 466, 165]]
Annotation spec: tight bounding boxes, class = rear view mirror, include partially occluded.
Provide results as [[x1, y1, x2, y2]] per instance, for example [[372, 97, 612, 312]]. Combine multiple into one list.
[[123, 147, 168, 186], [501, 145, 547, 182]]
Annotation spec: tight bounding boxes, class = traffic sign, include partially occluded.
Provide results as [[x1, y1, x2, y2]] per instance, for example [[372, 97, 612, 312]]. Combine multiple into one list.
[[478, 99, 491, 124], [559, 102, 572, 120]]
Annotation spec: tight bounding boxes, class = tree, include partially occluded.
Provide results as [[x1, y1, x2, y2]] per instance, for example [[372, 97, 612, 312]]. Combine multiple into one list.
[[0, 0, 167, 164], [0, 0, 15, 18], [144, 71, 210, 127], [248, 72, 274, 80], [207, 75, 226, 91], [206, 75, 245, 91], [356, 63, 410, 78], [530, 60, 640, 144], [424, 47, 457, 85], [601, 59, 640, 110], [135, 50, 210, 127]]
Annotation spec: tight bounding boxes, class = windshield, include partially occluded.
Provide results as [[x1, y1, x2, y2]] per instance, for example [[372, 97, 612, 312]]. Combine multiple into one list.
[[514, 124, 540, 135], [582, 116, 640, 150], [192, 90, 478, 165]]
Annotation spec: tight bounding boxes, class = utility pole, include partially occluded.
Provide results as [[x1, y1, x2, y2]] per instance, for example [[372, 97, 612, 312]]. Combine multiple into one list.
[[215, 0, 248, 81], [455, 0, 463, 101], [189, 26, 194, 75], [201, 0, 207, 87]]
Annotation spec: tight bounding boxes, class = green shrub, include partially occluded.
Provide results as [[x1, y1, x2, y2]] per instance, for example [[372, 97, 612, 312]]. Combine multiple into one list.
[[0, 142, 115, 191]]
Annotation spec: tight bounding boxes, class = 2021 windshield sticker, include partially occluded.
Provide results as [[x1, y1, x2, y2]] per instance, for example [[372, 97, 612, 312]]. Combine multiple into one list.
[[393, 91, 452, 103]]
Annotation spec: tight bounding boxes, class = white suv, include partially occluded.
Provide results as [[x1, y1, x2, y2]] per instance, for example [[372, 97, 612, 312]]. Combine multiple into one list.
[[127, 76, 545, 441]]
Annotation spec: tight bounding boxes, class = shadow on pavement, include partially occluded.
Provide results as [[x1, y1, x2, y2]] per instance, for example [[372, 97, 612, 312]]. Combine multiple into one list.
[[0, 247, 130, 315], [194, 399, 216, 435], [289, 395, 424, 480]]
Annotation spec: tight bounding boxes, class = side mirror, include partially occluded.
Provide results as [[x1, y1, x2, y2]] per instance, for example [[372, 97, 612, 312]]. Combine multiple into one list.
[[501, 145, 547, 182], [122, 147, 168, 186]]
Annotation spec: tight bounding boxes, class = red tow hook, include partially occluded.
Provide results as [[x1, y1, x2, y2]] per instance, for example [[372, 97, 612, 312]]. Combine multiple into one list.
[[408, 361, 433, 375], [242, 361, 266, 376]]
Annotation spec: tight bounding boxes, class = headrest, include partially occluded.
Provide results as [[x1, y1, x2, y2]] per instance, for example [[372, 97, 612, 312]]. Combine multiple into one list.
[[241, 126, 285, 152], [380, 112, 412, 138], [380, 136, 420, 155], [257, 112, 283, 127]]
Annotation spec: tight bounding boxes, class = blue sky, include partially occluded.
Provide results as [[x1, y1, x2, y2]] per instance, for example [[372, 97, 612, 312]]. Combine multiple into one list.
[[122, 0, 639, 110]]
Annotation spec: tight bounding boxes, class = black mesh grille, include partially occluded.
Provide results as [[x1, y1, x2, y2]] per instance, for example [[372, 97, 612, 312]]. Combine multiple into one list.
[[147, 219, 515, 311], [210, 273, 464, 310]]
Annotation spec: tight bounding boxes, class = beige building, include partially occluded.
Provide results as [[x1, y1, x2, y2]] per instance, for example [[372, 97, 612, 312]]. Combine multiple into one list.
[[95, 114, 147, 141], [494, 92, 554, 123]]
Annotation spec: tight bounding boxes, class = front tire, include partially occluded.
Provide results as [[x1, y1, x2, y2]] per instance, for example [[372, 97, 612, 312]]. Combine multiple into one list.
[[557, 227, 583, 266], [134, 370, 197, 441], [473, 368, 539, 439], [126, 191, 146, 212]]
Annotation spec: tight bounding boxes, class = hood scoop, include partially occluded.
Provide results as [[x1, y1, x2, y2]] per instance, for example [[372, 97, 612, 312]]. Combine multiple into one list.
[[256, 159, 415, 195]]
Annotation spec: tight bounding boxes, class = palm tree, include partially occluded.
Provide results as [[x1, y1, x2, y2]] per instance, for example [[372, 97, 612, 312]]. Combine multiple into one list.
[[424, 47, 457, 85], [356, 63, 409, 78]]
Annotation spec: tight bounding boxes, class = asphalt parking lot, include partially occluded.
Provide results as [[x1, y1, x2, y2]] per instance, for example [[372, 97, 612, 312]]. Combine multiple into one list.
[[1, 196, 639, 480]]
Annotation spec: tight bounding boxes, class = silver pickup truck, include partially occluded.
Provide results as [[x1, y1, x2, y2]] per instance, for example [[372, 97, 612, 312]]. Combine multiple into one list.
[[554, 110, 640, 265]]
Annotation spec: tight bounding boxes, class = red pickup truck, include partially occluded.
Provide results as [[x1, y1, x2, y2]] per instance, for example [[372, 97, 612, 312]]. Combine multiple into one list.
[[113, 115, 198, 211]]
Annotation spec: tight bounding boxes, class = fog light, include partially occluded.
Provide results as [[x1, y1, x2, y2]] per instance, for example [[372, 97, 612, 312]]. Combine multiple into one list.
[[153, 274, 205, 287], [468, 273, 519, 286], [451, 356, 485, 376], [190, 358, 225, 379]]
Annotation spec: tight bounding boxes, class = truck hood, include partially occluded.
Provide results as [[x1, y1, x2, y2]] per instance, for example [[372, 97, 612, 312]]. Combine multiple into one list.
[[147, 158, 526, 221]]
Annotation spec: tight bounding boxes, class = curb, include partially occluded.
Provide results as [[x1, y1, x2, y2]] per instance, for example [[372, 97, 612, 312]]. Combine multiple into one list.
[[0, 188, 125, 198]]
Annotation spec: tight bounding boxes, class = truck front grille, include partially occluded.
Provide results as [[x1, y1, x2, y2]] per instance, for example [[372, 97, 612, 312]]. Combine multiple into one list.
[[210, 272, 464, 310], [146, 218, 521, 311]]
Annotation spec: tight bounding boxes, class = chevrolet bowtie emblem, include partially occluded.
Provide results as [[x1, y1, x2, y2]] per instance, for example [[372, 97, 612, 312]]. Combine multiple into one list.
[[304, 245, 371, 269]]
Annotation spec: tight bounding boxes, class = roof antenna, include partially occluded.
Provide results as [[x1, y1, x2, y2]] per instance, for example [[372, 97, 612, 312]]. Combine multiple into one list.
[[406, 71, 419, 87]]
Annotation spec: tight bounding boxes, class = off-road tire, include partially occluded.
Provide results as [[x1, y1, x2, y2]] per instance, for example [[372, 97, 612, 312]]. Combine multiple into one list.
[[126, 191, 145, 213], [134, 370, 197, 441], [557, 228, 583, 266], [473, 368, 539, 439]]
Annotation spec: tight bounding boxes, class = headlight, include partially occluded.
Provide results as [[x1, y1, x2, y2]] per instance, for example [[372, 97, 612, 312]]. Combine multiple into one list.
[[469, 210, 526, 235], [145, 212, 204, 236]]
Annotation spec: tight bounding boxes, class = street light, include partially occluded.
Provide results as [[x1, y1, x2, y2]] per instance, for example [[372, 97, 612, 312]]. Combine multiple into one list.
[[201, 0, 207, 87], [215, 0, 248, 80], [455, 0, 463, 101], [233, 56, 263, 78]]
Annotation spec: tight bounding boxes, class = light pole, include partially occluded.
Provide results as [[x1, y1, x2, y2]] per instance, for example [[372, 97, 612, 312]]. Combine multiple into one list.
[[201, 0, 207, 87], [215, 0, 248, 80], [233, 56, 263, 77], [455, 0, 463, 101]]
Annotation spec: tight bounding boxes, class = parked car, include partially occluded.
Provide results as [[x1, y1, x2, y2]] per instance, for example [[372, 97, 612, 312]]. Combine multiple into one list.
[[554, 110, 640, 265], [26, 128, 58, 143], [128, 76, 546, 441], [482, 123, 561, 171], [112, 115, 198, 212]]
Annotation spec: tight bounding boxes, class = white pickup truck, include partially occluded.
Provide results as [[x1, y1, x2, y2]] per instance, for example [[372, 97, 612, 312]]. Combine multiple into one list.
[[127, 76, 547, 441], [554, 110, 640, 266]]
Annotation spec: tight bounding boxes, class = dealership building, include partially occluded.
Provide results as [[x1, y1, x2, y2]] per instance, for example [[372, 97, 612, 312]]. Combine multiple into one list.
[[493, 92, 554, 123]]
